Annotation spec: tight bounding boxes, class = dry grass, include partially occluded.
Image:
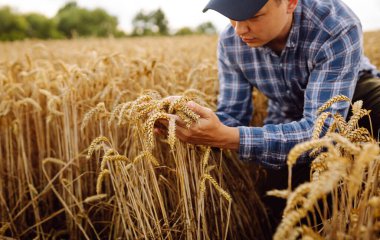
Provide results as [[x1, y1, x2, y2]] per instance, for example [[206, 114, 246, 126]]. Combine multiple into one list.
[[0, 31, 380, 239]]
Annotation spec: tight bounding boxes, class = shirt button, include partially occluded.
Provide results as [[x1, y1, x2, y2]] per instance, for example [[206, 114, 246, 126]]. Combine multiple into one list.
[[286, 90, 290, 94], [280, 63, 283, 67]]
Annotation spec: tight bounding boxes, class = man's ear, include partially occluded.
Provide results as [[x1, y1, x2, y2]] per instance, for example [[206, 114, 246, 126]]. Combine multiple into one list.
[[287, 0, 298, 13]]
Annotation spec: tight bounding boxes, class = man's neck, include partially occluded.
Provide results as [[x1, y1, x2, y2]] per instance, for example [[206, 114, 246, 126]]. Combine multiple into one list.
[[266, 14, 294, 55]]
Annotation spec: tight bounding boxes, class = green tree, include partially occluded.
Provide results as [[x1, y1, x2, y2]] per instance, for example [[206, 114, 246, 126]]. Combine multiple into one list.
[[55, 2, 124, 38], [150, 9, 169, 35], [25, 13, 62, 39], [131, 8, 169, 36], [57, 1, 77, 15], [174, 27, 194, 36], [196, 21, 217, 35], [0, 7, 28, 41]]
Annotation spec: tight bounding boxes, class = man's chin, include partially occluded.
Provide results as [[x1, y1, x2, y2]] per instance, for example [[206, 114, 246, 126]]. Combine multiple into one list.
[[245, 42, 264, 48]]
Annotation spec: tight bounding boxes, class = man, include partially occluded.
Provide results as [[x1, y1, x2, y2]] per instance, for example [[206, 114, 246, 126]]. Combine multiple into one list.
[[158, 0, 380, 233]]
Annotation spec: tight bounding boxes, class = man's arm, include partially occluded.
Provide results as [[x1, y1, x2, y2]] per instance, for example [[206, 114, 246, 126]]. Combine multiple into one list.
[[215, 39, 254, 127], [237, 25, 362, 169]]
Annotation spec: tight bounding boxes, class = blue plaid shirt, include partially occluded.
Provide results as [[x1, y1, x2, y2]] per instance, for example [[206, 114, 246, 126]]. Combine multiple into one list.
[[216, 0, 378, 169]]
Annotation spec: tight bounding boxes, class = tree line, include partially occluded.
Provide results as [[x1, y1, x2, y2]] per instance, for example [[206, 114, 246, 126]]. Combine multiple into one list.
[[0, 2, 217, 41]]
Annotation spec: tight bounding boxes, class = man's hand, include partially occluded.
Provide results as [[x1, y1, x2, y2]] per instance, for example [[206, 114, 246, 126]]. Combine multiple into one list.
[[155, 100, 240, 150]]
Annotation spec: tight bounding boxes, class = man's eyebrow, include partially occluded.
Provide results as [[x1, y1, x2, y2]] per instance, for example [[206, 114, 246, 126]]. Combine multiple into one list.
[[253, 9, 266, 17], [251, 12, 264, 18]]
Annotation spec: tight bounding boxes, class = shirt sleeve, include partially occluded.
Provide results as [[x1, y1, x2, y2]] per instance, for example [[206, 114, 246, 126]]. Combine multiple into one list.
[[237, 25, 362, 169], [215, 39, 253, 127]]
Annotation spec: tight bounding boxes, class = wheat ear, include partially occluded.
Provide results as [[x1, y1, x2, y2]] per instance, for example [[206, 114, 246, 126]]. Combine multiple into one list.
[[266, 189, 290, 199], [168, 116, 176, 150], [100, 155, 129, 171], [144, 112, 170, 151], [16, 98, 42, 111], [346, 127, 373, 143], [84, 194, 108, 203], [310, 153, 328, 181], [117, 102, 133, 125], [108, 103, 124, 126], [347, 109, 371, 132], [202, 147, 212, 172], [316, 95, 350, 115], [333, 113, 349, 135], [96, 170, 110, 195], [283, 183, 311, 215], [133, 151, 160, 166], [200, 174, 232, 202], [348, 143, 379, 196], [351, 100, 363, 115], [326, 132, 361, 155], [312, 112, 331, 140], [287, 139, 336, 191], [87, 136, 110, 159], [81, 102, 106, 130]]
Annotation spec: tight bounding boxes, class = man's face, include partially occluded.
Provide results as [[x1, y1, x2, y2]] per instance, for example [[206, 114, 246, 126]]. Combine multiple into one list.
[[230, 0, 294, 48]]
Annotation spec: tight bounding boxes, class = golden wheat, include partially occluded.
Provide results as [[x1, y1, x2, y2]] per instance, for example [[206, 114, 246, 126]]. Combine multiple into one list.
[[86, 136, 110, 159], [200, 174, 232, 202], [96, 169, 110, 195], [316, 95, 351, 115]]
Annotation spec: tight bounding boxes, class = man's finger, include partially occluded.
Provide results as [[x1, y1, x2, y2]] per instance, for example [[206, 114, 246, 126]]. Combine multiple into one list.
[[156, 119, 169, 128], [154, 127, 168, 136], [172, 114, 189, 128], [186, 101, 211, 118]]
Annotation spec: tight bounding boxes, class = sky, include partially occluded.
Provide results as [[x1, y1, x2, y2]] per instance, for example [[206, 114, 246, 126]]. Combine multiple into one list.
[[0, 0, 379, 33]]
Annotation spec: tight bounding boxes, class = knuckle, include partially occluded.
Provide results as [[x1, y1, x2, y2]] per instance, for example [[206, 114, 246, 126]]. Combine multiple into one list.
[[205, 108, 212, 114]]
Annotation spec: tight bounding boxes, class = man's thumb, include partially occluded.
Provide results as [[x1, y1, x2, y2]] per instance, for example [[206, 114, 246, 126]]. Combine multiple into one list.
[[186, 101, 210, 118]]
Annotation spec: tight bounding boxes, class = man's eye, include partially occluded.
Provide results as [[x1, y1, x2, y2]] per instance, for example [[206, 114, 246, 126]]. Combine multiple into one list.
[[250, 15, 261, 20]]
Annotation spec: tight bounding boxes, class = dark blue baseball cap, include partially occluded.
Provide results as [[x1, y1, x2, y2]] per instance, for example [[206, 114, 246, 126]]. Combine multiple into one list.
[[203, 0, 269, 21]]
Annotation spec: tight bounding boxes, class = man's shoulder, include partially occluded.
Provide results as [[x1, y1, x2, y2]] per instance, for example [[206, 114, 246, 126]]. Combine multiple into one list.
[[300, 0, 361, 35]]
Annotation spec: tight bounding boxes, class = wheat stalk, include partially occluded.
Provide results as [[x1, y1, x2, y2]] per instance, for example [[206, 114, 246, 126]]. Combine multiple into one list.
[[0, 223, 10, 235]]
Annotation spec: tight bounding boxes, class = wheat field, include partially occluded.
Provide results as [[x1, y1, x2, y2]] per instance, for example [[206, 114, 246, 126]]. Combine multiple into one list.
[[0, 32, 379, 239]]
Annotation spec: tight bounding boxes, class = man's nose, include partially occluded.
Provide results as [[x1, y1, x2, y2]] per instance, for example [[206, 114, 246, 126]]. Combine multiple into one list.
[[234, 21, 249, 36]]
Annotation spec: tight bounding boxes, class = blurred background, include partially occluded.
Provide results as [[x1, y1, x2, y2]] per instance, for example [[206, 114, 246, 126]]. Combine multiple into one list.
[[0, 0, 379, 41]]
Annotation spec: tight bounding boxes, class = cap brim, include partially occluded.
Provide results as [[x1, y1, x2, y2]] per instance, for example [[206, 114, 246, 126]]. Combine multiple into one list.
[[203, 0, 268, 21]]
